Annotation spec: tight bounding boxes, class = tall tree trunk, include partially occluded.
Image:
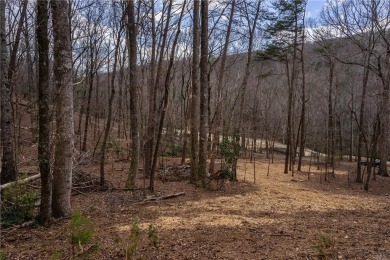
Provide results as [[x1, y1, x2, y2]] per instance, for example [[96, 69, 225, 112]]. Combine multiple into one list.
[[1, 0, 27, 184], [100, 25, 123, 186], [356, 53, 372, 183], [238, 0, 262, 152], [81, 51, 95, 152], [0, 0, 11, 184], [190, 0, 200, 183], [126, 0, 139, 189], [356, 14, 376, 183], [199, 0, 209, 186], [36, 0, 52, 225], [297, 6, 307, 172], [209, 0, 236, 175], [149, 0, 174, 192], [51, 0, 74, 218], [289, 3, 300, 175], [144, 0, 157, 180], [327, 58, 335, 175], [284, 60, 292, 174], [364, 115, 380, 191], [349, 90, 354, 162], [24, 11, 38, 143], [151, 0, 186, 191], [77, 84, 86, 150], [378, 47, 390, 177]]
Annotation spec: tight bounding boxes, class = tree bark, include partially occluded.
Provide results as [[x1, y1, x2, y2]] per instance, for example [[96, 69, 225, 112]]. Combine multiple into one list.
[[144, 0, 157, 181], [199, 0, 209, 186], [36, 0, 52, 225], [378, 46, 390, 177], [51, 0, 74, 218], [297, 6, 307, 172], [190, 0, 200, 183], [327, 59, 335, 176], [126, 0, 140, 189], [284, 61, 292, 174]]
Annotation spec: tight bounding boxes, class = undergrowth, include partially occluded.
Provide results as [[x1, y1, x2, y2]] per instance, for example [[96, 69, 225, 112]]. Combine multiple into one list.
[[70, 209, 99, 258], [125, 221, 159, 259], [313, 234, 335, 259], [1, 183, 37, 227]]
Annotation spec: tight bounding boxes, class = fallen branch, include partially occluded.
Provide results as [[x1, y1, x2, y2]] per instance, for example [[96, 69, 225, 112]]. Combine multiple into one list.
[[0, 174, 41, 191], [110, 187, 145, 191], [145, 192, 186, 201], [133, 192, 186, 205]]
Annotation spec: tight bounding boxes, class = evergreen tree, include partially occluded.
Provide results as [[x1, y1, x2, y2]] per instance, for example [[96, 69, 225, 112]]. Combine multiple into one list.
[[257, 0, 307, 175]]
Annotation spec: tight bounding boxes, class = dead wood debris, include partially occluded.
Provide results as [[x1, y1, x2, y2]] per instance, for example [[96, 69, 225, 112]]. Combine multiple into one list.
[[157, 164, 190, 182], [0, 174, 41, 191], [72, 171, 113, 194], [132, 192, 186, 205]]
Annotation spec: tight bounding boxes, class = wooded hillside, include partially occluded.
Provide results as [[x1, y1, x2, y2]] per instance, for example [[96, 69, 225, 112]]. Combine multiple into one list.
[[0, 0, 389, 258]]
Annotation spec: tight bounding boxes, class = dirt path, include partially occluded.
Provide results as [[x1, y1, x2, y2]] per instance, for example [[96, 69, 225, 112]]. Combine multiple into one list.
[[2, 157, 390, 259]]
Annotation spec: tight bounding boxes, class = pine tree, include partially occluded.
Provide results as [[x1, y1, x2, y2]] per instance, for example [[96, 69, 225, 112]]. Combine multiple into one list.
[[257, 0, 307, 175]]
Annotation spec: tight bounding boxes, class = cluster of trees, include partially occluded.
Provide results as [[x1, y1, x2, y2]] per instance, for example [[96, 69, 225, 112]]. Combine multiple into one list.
[[0, 0, 389, 223]]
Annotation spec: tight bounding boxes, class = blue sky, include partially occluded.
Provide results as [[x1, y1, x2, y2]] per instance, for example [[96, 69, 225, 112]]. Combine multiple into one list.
[[306, 0, 326, 19]]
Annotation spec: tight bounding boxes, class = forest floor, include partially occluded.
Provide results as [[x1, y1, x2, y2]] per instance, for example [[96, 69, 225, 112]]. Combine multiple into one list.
[[1, 154, 390, 259]]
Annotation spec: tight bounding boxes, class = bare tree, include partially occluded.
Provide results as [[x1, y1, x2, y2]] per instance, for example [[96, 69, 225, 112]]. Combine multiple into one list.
[[322, 0, 379, 184], [100, 4, 124, 186], [81, 2, 107, 152], [199, 0, 209, 186], [36, 0, 51, 224], [236, 0, 262, 177], [1, 0, 28, 183], [209, 0, 236, 175], [152, 0, 187, 188], [126, 0, 140, 188], [311, 26, 339, 177], [190, 0, 200, 183], [51, 0, 74, 218], [372, 0, 390, 177], [0, 0, 10, 184], [144, 0, 158, 181]]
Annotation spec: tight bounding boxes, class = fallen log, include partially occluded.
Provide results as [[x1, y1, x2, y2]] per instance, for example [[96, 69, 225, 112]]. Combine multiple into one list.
[[0, 174, 41, 191], [133, 192, 186, 205], [144, 192, 186, 202]]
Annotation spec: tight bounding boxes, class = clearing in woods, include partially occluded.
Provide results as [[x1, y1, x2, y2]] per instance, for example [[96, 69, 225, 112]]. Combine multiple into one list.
[[1, 156, 390, 259]]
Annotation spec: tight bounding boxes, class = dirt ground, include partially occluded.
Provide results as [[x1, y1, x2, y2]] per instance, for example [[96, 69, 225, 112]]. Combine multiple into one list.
[[1, 155, 390, 259]]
